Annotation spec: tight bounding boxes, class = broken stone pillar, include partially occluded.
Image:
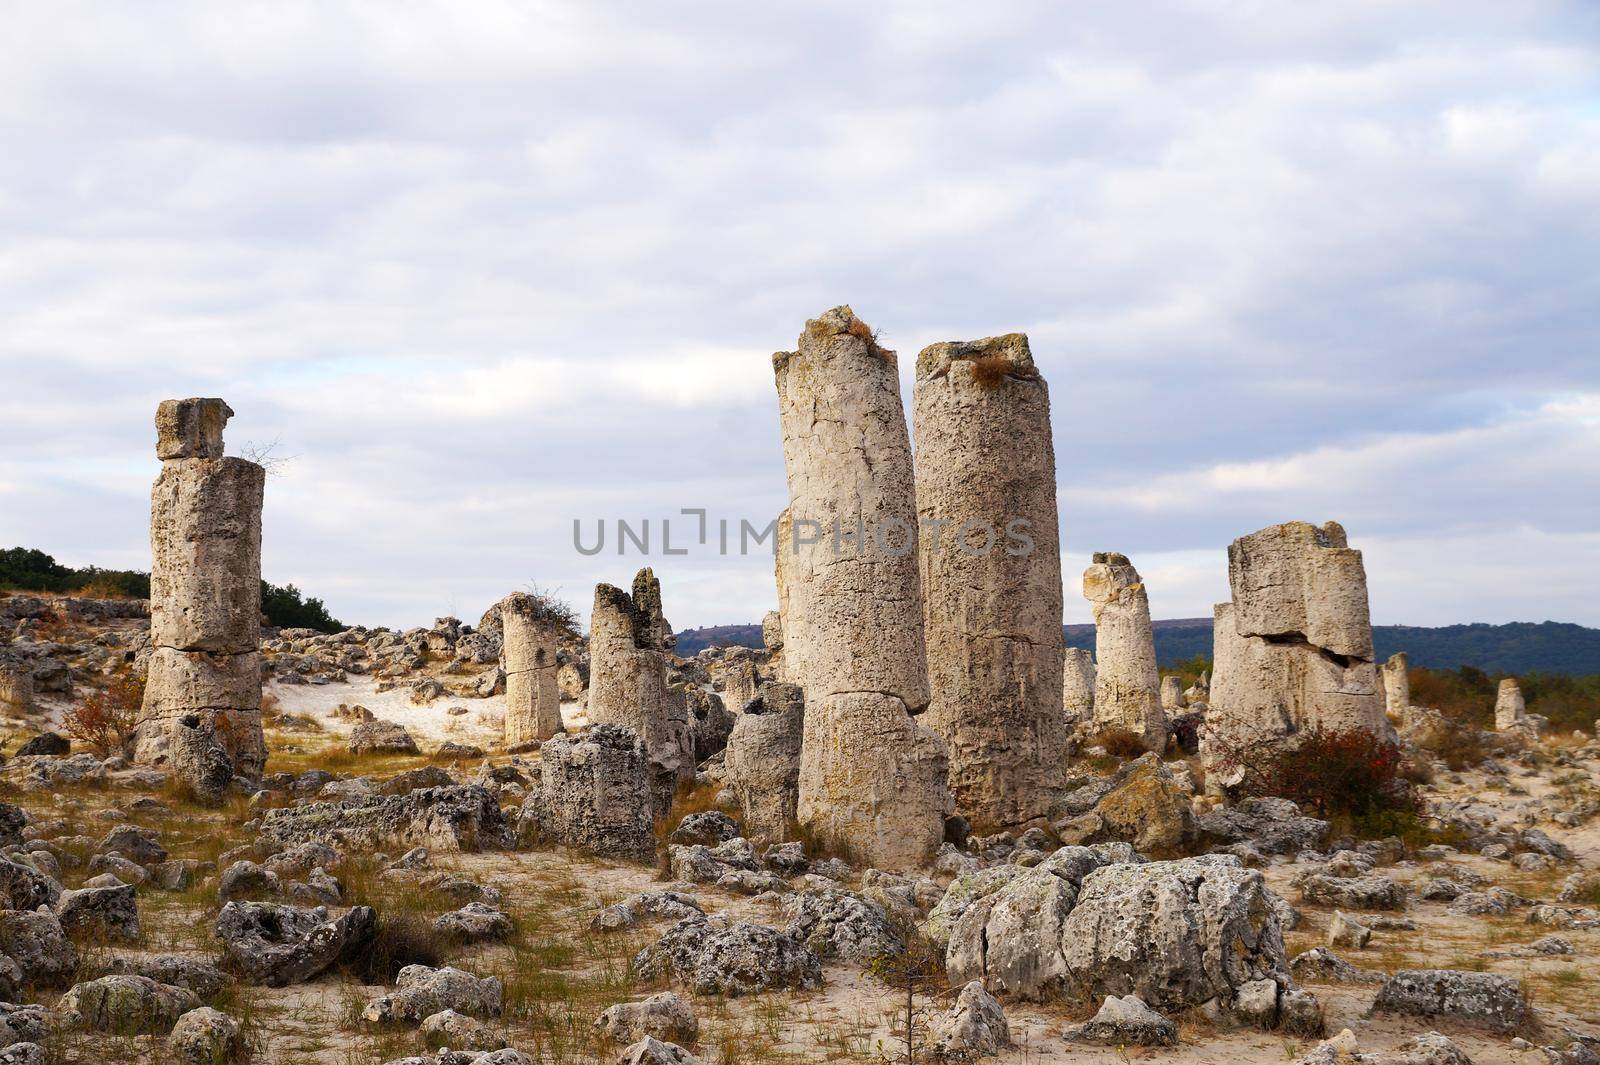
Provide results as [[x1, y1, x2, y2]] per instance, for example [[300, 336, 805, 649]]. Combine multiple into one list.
[[137, 399, 265, 801], [498, 592, 564, 747], [1062, 648, 1096, 728], [711, 653, 761, 715], [723, 682, 805, 842], [1083, 553, 1166, 752], [0, 666, 34, 716], [1184, 670, 1210, 707], [772, 306, 949, 870], [913, 333, 1067, 832], [1494, 678, 1526, 731], [530, 724, 656, 861], [1381, 652, 1410, 718], [1160, 676, 1186, 712], [586, 569, 694, 791], [1203, 521, 1390, 783], [761, 609, 785, 681]]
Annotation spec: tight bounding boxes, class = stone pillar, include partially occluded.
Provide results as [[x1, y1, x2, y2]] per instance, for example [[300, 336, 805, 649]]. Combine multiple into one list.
[[0, 666, 34, 716], [913, 333, 1067, 832], [761, 609, 785, 682], [531, 724, 656, 861], [1062, 648, 1096, 728], [586, 569, 694, 790], [1381, 652, 1410, 718], [137, 398, 265, 802], [1160, 675, 1186, 712], [723, 682, 805, 843], [498, 592, 564, 747], [773, 306, 949, 870], [1203, 521, 1389, 784], [1082, 553, 1166, 752], [1494, 678, 1526, 731]]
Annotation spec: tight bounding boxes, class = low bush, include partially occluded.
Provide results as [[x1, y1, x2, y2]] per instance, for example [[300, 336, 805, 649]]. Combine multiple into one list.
[[1095, 728, 1148, 759], [1208, 726, 1414, 820], [62, 674, 143, 754]]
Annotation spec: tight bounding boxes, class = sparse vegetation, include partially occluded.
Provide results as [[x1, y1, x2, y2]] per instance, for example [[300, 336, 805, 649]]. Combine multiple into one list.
[[62, 673, 144, 754]]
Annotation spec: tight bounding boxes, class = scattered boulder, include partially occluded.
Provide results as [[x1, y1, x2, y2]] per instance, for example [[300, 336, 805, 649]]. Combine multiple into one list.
[[14, 734, 68, 759], [167, 1006, 245, 1064], [1328, 911, 1372, 949], [782, 889, 902, 962], [103, 954, 230, 997], [0, 857, 61, 911], [215, 901, 376, 986], [926, 981, 1011, 1058], [434, 903, 513, 944], [0, 910, 78, 985], [1063, 994, 1177, 1047], [258, 786, 509, 854], [97, 825, 167, 866], [218, 860, 284, 902], [349, 720, 421, 756], [1301, 874, 1406, 911], [58, 974, 200, 1035], [1088, 753, 1198, 853], [1198, 797, 1329, 855], [618, 1037, 699, 1065], [1290, 947, 1385, 985], [55, 884, 140, 942], [420, 1008, 508, 1052], [363, 965, 502, 1024], [668, 812, 738, 847], [592, 892, 703, 933], [594, 991, 699, 1044], [632, 917, 822, 996], [1370, 969, 1530, 1034]]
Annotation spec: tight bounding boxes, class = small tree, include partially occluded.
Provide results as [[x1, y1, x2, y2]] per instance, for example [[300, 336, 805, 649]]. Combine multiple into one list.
[[63, 674, 144, 754], [867, 930, 948, 1064]]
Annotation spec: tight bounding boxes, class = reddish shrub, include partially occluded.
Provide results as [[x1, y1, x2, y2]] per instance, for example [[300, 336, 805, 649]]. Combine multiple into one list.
[[1210, 726, 1413, 819], [62, 674, 143, 754]]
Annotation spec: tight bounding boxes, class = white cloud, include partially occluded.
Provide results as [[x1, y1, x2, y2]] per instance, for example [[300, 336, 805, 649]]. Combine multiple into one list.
[[1, 1, 1597, 630]]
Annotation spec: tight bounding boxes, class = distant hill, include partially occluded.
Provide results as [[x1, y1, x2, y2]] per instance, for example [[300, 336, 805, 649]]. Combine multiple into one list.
[[678, 617, 1600, 676]]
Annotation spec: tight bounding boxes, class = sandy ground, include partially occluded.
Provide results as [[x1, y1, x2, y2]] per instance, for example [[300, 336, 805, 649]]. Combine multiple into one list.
[[267, 675, 584, 750]]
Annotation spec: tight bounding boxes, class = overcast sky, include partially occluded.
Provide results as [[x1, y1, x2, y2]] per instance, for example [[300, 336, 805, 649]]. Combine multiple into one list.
[[2, 1, 1597, 632]]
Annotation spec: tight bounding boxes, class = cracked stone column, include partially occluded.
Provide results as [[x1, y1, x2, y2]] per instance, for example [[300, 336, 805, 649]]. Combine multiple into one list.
[[1204, 521, 1390, 784], [1494, 678, 1526, 731], [137, 398, 265, 802], [773, 306, 949, 870], [586, 568, 694, 795], [1160, 675, 1186, 712], [723, 681, 806, 843], [913, 333, 1066, 832], [498, 592, 564, 747], [1062, 647, 1096, 729], [1381, 652, 1410, 718], [1082, 553, 1166, 752]]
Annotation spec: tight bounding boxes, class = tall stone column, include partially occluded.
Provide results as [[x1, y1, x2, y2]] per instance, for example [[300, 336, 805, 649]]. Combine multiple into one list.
[[1494, 678, 1526, 731], [1203, 521, 1390, 786], [913, 333, 1066, 832], [723, 681, 805, 843], [137, 398, 265, 802], [1381, 652, 1410, 718], [1062, 647, 1096, 728], [1082, 553, 1166, 752], [773, 306, 949, 870], [499, 592, 564, 747], [587, 568, 694, 795]]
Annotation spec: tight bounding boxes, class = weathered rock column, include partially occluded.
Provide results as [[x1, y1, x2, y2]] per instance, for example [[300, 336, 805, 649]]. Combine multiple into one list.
[[586, 569, 694, 793], [773, 306, 949, 870], [137, 398, 266, 802], [1160, 675, 1186, 712], [1083, 553, 1166, 752], [913, 333, 1067, 831], [498, 592, 564, 747], [1494, 678, 1526, 731], [1062, 648, 1096, 728], [0, 666, 34, 716], [1203, 521, 1390, 784], [723, 681, 805, 842], [1381, 652, 1410, 718]]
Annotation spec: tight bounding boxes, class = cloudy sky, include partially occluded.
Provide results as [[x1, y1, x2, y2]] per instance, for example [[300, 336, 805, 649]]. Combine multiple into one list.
[[2, 1, 1597, 632]]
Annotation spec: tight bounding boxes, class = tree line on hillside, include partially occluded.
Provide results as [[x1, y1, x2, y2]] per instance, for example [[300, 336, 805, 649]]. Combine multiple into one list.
[[0, 546, 344, 634]]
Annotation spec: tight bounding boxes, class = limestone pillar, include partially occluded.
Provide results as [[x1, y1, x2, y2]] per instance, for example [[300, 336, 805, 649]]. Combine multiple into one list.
[[1381, 652, 1410, 718], [1203, 521, 1389, 783], [773, 306, 949, 870], [1082, 553, 1165, 752], [1062, 648, 1096, 728], [137, 398, 265, 801], [913, 333, 1067, 831], [498, 592, 564, 747], [586, 569, 694, 789], [1494, 678, 1525, 731], [723, 682, 805, 842], [0, 667, 34, 716], [1160, 675, 1186, 712]]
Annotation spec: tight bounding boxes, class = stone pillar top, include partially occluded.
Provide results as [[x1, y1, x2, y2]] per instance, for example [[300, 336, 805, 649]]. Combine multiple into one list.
[[156, 398, 234, 460], [914, 332, 1037, 382]]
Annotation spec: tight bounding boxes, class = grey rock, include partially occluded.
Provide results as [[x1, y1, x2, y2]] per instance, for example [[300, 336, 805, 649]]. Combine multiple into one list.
[[1301, 873, 1406, 911], [363, 964, 502, 1024], [632, 917, 822, 996], [926, 980, 1011, 1057], [258, 786, 509, 854], [349, 719, 421, 755], [55, 884, 140, 942], [167, 1006, 244, 1064], [594, 991, 699, 1044], [1063, 993, 1176, 1046], [1370, 969, 1530, 1033], [617, 1037, 699, 1065], [0, 910, 77, 986], [420, 1008, 508, 1051], [782, 889, 902, 962], [215, 901, 376, 986], [434, 903, 513, 944], [58, 974, 200, 1034]]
